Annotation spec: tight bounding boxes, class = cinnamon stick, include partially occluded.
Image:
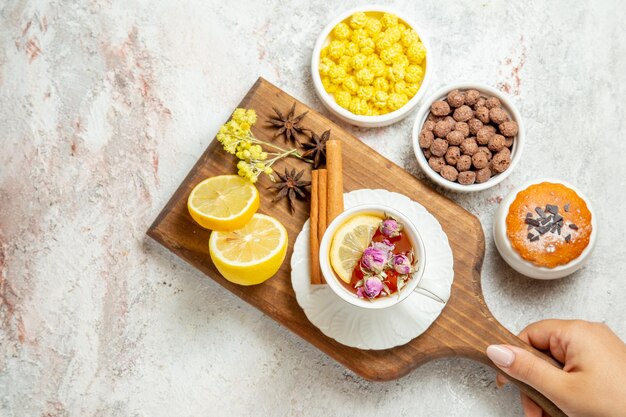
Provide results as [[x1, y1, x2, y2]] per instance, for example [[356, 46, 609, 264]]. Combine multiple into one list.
[[317, 169, 328, 247], [326, 140, 344, 225], [310, 170, 322, 285]]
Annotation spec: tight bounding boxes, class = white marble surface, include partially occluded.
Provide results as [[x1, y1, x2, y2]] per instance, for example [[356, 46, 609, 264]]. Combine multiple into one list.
[[1, 1, 625, 416]]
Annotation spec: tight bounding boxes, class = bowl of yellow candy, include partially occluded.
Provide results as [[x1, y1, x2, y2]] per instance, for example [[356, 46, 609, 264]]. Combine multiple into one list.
[[312, 6, 432, 127]]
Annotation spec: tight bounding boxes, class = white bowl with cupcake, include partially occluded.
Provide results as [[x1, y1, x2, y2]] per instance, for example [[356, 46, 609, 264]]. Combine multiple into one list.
[[311, 5, 433, 127], [493, 179, 597, 279], [411, 83, 524, 192]]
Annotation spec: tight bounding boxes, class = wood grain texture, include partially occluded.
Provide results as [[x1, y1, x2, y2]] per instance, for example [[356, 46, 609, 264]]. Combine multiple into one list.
[[147, 78, 565, 417]]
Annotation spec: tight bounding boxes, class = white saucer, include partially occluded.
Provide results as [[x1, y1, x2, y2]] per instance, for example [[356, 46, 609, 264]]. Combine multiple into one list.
[[290, 189, 454, 350]]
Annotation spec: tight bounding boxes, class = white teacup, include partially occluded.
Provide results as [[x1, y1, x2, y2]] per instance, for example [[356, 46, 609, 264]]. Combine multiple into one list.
[[319, 205, 427, 310]]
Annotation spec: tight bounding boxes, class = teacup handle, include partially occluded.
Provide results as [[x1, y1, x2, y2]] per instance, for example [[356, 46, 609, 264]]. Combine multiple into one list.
[[413, 286, 446, 304]]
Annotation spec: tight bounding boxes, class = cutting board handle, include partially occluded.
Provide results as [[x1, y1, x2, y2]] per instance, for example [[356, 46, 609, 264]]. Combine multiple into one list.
[[464, 315, 566, 417]]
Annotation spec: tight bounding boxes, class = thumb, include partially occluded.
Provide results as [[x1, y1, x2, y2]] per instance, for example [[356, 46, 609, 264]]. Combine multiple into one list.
[[486, 345, 566, 399]]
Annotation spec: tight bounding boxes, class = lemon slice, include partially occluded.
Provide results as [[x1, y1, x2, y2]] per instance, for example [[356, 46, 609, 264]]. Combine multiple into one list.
[[329, 214, 382, 283], [209, 213, 288, 285], [188, 175, 259, 231]]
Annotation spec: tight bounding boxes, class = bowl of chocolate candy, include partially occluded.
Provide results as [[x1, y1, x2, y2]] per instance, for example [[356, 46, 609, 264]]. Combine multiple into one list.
[[411, 83, 524, 192]]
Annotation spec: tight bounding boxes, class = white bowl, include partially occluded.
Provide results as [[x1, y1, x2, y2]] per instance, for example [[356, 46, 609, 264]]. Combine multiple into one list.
[[318, 204, 427, 309], [493, 179, 597, 279], [311, 5, 433, 127], [411, 82, 525, 192]]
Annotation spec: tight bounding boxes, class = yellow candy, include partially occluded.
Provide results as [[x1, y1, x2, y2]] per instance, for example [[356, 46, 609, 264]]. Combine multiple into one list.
[[349, 12, 367, 29], [385, 26, 402, 43], [355, 67, 374, 85], [364, 17, 382, 36], [344, 42, 360, 57], [333, 22, 351, 40], [401, 29, 420, 47], [319, 57, 334, 76], [339, 55, 352, 70], [406, 41, 426, 64], [328, 40, 346, 60], [358, 37, 375, 55], [381, 13, 398, 29], [357, 85, 375, 101], [342, 76, 359, 94], [373, 90, 389, 108], [373, 76, 389, 92], [351, 53, 367, 70], [335, 91, 352, 109], [405, 64, 424, 83]]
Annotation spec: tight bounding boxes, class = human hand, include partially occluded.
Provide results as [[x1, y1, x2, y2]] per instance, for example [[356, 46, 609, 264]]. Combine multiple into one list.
[[486, 320, 626, 417]]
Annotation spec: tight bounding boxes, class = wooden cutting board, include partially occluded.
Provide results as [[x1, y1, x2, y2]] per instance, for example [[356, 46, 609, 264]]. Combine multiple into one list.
[[147, 78, 565, 417]]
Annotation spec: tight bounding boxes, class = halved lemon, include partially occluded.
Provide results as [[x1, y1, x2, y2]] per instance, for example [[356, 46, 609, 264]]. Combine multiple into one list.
[[209, 213, 288, 285], [187, 175, 259, 231], [329, 214, 382, 283]]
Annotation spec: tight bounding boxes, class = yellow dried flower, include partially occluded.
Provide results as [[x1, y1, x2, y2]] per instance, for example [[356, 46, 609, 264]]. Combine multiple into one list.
[[379, 48, 399, 65], [373, 90, 389, 108], [406, 41, 426, 64], [385, 26, 402, 43], [394, 80, 408, 95], [373, 76, 389, 92], [320, 46, 329, 58], [401, 29, 420, 47], [335, 90, 352, 109], [367, 56, 385, 77], [319, 57, 334, 76], [375, 33, 393, 52], [344, 42, 360, 57], [406, 82, 421, 97], [329, 65, 347, 84], [387, 92, 408, 110], [349, 96, 368, 115], [355, 67, 374, 85], [350, 28, 368, 45], [381, 13, 398, 29], [405, 64, 424, 83], [338, 55, 352, 70], [357, 85, 375, 101], [351, 53, 367, 70], [392, 53, 409, 68], [333, 22, 351, 40], [358, 37, 375, 55], [342, 75, 359, 94], [364, 17, 382, 36], [328, 40, 346, 60], [349, 12, 367, 29]]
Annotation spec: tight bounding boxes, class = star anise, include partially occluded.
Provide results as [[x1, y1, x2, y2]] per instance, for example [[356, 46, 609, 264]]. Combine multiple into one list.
[[301, 129, 330, 169], [268, 168, 310, 214], [267, 102, 309, 144]]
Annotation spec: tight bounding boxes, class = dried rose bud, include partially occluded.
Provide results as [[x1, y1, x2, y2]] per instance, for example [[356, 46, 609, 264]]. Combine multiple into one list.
[[393, 254, 412, 275], [380, 218, 402, 238], [360, 246, 389, 274], [357, 277, 384, 299]]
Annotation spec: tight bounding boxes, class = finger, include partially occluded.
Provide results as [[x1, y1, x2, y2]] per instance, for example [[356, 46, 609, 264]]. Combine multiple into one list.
[[486, 345, 567, 401], [496, 372, 509, 388], [520, 392, 546, 417], [518, 319, 572, 364]]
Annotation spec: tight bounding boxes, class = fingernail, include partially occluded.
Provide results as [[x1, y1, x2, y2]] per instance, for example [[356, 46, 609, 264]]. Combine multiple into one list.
[[487, 345, 515, 368]]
